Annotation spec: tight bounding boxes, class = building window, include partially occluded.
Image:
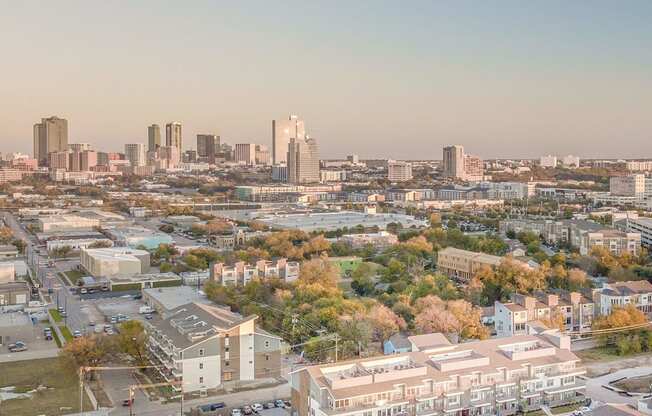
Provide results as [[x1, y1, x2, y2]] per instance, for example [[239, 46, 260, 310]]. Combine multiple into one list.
[[199, 349, 205, 356], [265, 340, 271, 348], [199, 376, 204, 384], [265, 354, 270, 361], [225, 361, 229, 366], [199, 363, 203, 370]]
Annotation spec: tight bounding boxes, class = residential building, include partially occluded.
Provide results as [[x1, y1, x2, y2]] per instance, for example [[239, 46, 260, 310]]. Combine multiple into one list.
[[615, 217, 652, 249], [340, 231, 398, 250], [291, 332, 586, 416], [288, 137, 320, 184], [197, 134, 219, 161], [595, 280, 652, 316], [145, 302, 282, 393], [436, 247, 503, 282], [148, 124, 161, 152], [210, 259, 300, 286], [48, 151, 70, 170], [235, 143, 257, 165], [480, 181, 536, 200], [80, 247, 150, 278], [125, 143, 147, 167], [387, 160, 413, 182], [68, 143, 90, 152], [561, 155, 580, 168], [80, 150, 98, 171], [235, 184, 342, 201], [0, 169, 24, 184], [166, 122, 183, 151], [626, 161, 652, 172], [443, 145, 466, 179], [464, 154, 484, 181], [320, 170, 347, 182], [255, 145, 270, 165], [495, 291, 594, 337], [33, 116, 68, 165], [539, 155, 558, 168], [610, 174, 646, 197], [272, 114, 305, 165]]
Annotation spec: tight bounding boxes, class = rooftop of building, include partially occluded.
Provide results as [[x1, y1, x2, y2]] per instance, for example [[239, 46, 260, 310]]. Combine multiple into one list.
[[143, 286, 212, 312], [603, 280, 652, 296], [82, 247, 149, 260], [437, 246, 503, 265], [108, 272, 180, 284]]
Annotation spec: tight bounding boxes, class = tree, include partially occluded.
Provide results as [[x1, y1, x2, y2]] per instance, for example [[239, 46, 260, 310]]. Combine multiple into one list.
[[298, 258, 339, 289], [88, 240, 112, 249], [351, 263, 376, 296], [413, 295, 488, 340], [159, 262, 173, 273], [0, 226, 13, 244], [116, 320, 148, 365], [60, 335, 114, 380], [366, 304, 406, 343]]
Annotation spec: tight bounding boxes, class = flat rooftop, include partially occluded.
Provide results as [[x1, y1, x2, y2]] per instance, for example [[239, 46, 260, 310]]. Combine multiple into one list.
[[255, 211, 427, 232], [143, 286, 211, 312]]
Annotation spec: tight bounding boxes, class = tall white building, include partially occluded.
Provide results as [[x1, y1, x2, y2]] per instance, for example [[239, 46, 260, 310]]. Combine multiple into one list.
[[539, 155, 558, 168], [287, 137, 319, 184], [272, 115, 305, 165], [125, 143, 147, 167], [165, 122, 182, 152], [234, 143, 257, 165], [561, 155, 580, 168], [443, 145, 465, 179], [387, 160, 413, 182]]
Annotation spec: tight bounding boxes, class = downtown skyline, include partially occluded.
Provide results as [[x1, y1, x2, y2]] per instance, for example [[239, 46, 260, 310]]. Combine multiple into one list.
[[1, 1, 651, 159]]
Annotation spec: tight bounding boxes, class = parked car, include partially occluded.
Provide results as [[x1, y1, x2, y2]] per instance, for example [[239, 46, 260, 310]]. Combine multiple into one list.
[[144, 314, 153, 320], [44, 328, 53, 340], [251, 403, 263, 413], [73, 330, 82, 338], [284, 401, 291, 408], [122, 398, 134, 406], [80, 288, 88, 294], [8, 341, 27, 352], [110, 316, 118, 324], [275, 400, 285, 408], [264, 403, 275, 409], [231, 408, 242, 416]]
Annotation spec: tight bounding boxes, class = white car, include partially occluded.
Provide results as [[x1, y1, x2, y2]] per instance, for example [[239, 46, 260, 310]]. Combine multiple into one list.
[[231, 409, 242, 416], [252, 403, 263, 413]]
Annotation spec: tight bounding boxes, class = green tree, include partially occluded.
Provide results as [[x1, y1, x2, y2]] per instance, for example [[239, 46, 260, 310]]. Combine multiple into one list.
[[116, 320, 148, 365]]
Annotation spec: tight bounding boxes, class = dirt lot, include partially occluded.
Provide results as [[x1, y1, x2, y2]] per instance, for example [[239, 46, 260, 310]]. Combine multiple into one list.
[[0, 357, 93, 416], [613, 375, 652, 393], [578, 348, 652, 377]]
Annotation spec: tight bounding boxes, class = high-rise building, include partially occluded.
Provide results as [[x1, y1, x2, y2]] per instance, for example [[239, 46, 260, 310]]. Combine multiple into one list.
[[387, 160, 413, 182], [442, 145, 466, 179], [33, 116, 68, 165], [148, 124, 161, 152], [443, 145, 483, 181], [287, 137, 319, 184], [80, 150, 98, 171], [165, 122, 182, 151], [540, 155, 558, 168], [272, 115, 305, 165], [255, 145, 270, 165], [235, 143, 257, 165], [125, 143, 147, 167], [48, 151, 70, 170], [561, 155, 580, 168], [68, 143, 91, 152], [197, 134, 220, 160]]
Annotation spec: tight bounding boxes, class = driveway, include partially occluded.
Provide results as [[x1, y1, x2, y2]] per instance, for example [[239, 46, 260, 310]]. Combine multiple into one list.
[[585, 366, 652, 407]]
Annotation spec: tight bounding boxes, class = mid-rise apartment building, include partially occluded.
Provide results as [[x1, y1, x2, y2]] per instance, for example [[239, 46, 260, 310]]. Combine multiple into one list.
[[436, 247, 503, 283], [495, 292, 594, 338], [210, 258, 300, 286], [610, 174, 646, 197], [146, 302, 282, 393], [615, 217, 652, 249], [387, 160, 413, 182], [125, 143, 147, 167], [595, 280, 652, 316], [443, 145, 483, 181], [539, 155, 558, 168], [291, 332, 585, 416]]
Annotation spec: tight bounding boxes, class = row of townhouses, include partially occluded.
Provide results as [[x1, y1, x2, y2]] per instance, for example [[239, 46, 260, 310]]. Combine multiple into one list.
[[210, 258, 300, 286], [291, 331, 585, 416]]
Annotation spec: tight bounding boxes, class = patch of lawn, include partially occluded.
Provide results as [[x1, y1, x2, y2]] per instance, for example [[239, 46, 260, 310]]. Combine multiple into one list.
[[51, 328, 62, 348], [49, 309, 63, 323], [60, 326, 73, 342], [63, 270, 84, 286], [0, 357, 93, 416], [551, 403, 582, 414]]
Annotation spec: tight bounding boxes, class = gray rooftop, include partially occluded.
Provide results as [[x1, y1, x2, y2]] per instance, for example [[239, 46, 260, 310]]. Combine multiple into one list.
[[143, 286, 212, 312]]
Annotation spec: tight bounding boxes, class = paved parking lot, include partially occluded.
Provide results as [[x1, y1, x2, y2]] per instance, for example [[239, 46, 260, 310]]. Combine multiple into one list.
[[92, 296, 147, 324]]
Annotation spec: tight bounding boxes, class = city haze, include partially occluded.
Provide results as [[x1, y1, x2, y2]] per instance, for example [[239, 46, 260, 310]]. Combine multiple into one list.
[[1, 0, 651, 158]]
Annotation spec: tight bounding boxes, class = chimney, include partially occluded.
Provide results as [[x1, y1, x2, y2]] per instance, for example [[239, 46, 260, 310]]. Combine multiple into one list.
[[546, 294, 559, 307]]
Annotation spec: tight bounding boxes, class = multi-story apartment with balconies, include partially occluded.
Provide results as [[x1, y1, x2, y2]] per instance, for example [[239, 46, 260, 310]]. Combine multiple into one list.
[[290, 332, 585, 416], [210, 258, 300, 286], [145, 302, 282, 393], [594, 280, 652, 316], [436, 247, 503, 283], [495, 291, 594, 337]]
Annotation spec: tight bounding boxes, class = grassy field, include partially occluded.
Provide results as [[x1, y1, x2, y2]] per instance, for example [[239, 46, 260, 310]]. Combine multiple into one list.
[[49, 308, 63, 323], [0, 357, 93, 416], [60, 326, 73, 342], [63, 270, 84, 286]]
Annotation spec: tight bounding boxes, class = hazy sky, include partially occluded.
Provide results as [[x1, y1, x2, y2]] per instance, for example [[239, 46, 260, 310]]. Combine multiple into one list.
[[1, 1, 651, 159]]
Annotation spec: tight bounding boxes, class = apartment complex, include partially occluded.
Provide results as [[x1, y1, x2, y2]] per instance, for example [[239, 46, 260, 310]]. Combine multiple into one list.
[[500, 219, 641, 256], [610, 174, 646, 197], [291, 332, 585, 416], [495, 292, 594, 338], [436, 247, 502, 283], [80, 247, 150, 278], [387, 160, 413, 182], [615, 217, 652, 249], [33, 116, 68, 165], [146, 302, 282, 393], [539, 155, 558, 168], [210, 258, 300, 286], [125, 143, 147, 167], [594, 280, 652, 316], [272, 115, 305, 165], [340, 231, 399, 250]]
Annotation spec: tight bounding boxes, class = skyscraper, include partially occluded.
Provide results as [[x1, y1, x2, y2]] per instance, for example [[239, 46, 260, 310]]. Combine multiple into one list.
[[235, 143, 257, 165], [33, 116, 68, 165], [148, 124, 161, 152], [442, 145, 466, 179], [287, 137, 319, 184], [165, 122, 182, 151], [125, 143, 147, 167], [272, 115, 305, 165], [197, 134, 220, 160]]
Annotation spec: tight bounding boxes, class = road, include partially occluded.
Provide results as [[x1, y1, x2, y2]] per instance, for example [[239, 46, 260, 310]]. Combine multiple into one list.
[[102, 367, 290, 416]]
